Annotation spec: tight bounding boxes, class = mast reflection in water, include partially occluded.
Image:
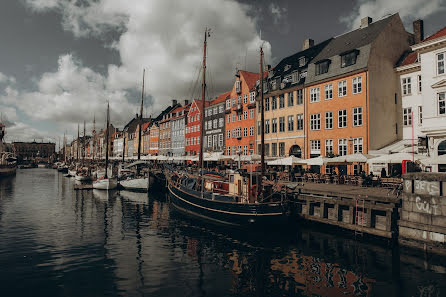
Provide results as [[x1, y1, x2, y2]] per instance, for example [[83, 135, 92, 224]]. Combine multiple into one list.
[[0, 169, 445, 297]]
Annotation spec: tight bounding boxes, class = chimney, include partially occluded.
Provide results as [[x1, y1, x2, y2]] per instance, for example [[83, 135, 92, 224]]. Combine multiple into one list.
[[413, 19, 424, 44], [302, 39, 314, 50], [184, 99, 189, 106], [172, 99, 177, 107], [360, 17, 372, 28]]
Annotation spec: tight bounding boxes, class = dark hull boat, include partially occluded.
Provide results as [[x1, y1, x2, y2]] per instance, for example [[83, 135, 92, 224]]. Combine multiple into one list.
[[168, 180, 288, 228]]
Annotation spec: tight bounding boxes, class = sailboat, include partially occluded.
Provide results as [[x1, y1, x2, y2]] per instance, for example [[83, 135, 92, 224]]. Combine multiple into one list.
[[120, 69, 150, 192], [75, 121, 92, 181], [167, 30, 288, 227], [93, 102, 118, 190]]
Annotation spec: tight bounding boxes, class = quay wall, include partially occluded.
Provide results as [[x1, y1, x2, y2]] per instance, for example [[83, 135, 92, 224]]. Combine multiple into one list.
[[400, 173, 446, 255]]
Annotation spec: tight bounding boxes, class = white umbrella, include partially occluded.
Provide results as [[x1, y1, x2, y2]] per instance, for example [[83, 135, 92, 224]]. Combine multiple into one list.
[[239, 154, 261, 162], [420, 154, 446, 166], [367, 152, 425, 164], [326, 153, 377, 164], [302, 156, 328, 166], [267, 156, 304, 166]]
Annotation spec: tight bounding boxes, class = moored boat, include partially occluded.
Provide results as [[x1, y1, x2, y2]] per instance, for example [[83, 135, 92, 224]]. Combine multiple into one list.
[[0, 152, 17, 177], [93, 177, 118, 190], [120, 177, 149, 192]]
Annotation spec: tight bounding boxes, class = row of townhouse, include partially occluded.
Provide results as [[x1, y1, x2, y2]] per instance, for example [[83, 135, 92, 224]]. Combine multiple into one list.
[[101, 13, 445, 172]]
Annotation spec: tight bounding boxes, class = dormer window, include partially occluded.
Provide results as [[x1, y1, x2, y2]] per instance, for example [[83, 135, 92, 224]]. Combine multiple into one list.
[[268, 70, 273, 78], [299, 57, 306, 67], [291, 71, 299, 83], [340, 49, 359, 68], [284, 64, 291, 72], [236, 80, 241, 93], [315, 59, 330, 75]]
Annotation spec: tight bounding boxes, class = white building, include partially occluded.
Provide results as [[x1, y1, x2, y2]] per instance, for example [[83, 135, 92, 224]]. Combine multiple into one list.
[[397, 23, 446, 171]]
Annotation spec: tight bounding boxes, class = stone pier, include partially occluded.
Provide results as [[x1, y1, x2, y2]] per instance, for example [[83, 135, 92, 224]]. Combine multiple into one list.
[[400, 172, 446, 255]]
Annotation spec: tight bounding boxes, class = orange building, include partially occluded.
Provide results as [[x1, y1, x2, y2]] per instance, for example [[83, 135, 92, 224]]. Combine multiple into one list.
[[304, 14, 411, 174], [225, 70, 258, 156], [142, 121, 151, 155], [148, 122, 159, 155]]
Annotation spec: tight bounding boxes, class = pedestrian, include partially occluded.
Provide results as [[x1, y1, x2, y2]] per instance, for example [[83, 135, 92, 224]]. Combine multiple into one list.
[[381, 167, 387, 178]]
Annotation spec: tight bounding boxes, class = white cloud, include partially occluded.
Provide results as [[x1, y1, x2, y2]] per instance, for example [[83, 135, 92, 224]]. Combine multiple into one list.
[[341, 0, 446, 30], [22, 0, 272, 117], [269, 3, 287, 25], [0, 72, 16, 84]]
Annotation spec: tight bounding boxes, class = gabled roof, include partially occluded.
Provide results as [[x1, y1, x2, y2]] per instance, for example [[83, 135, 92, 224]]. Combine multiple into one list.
[[170, 104, 190, 120], [210, 91, 231, 105], [396, 51, 419, 68], [190, 99, 210, 111], [424, 26, 446, 42]]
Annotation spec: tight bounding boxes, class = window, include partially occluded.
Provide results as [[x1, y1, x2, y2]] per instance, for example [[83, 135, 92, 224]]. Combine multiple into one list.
[[249, 92, 255, 103], [341, 50, 358, 67], [402, 77, 411, 95], [338, 110, 347, 128], [227, 146, 231, 155], [226, 100, 231, 109], [437, 52, 445, 75], [243, 127, 248, 137], [279, 142, 285, 157], [219, 118, 224, 127], [265, 143, 270, 156], [272, 143, 277, 156], [310, 87, 320, 102], [243, 110, 248, 120], [403, 107, 412, 126], [417, 75, 422, 93], [288, 92, 294, 106], [438, 92, 445, 115], [325, 139, 333, 156], [288, 115, 294, 131], [249, 126, 254, 136], [325, 111, 333, 129], [257, 121, 261, 135], [213, 107, 218, 114], [272, 118, 277, 133], [265, 120, 270, 134], [353, 137, 363, 153], [279, 117, 285, 132], [310, 113, 321, 130], [338, 80, 347, 97], [272, 96, 277, 110], [353, 107, 363, 127], [291, 71, 299, 83], [279, 95, 285, 108], [208, 109, 212, 117], [316, 60, 330, 75], [237, 96, 242, 104], [243, 94, 248, 104], [219, 105, 224, 113], [232, 113, 236, 122], [418, 106, 423, 125], [227, 130, 231, 139], [213, 119, 217, 128], [207, 136, 212, 147], [338, 139, 347, 156], [232, 128, 236, 138], [265, 97, 270, 111], [249, 109, 254, 119], [232, 98, 236, 106], [227, 114, 230, 123], [243, 145, 248, 155], [310, 140, 321, 154], [299, 57, 306, 67], [296, 89, 303, 105], [353, 77, 362, 94], [237, 114, 241, 121], [325, 84, 333, 100], [296, 114, 303, 130], [236, 80, 241, 92]]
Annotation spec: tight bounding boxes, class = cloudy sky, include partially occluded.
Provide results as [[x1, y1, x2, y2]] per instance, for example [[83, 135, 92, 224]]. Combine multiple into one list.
[[0, 0, 445, 148]]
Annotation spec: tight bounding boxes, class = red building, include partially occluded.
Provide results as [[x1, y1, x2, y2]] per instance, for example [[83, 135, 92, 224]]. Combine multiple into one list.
[[185, 99, 208, 156]]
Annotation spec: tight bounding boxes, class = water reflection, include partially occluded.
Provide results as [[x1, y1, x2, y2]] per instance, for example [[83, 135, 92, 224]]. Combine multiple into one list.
[[0, 169, 445, 297]]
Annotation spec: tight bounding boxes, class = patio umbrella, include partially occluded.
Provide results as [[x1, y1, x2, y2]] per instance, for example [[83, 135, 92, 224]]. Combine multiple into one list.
[[326, 153, 378, 164], [302, 156, 328, 166], [366, 152, 425, 164], [267, 156, 305, 166]]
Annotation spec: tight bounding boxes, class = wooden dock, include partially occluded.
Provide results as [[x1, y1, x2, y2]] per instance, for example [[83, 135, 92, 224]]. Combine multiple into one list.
[[282, 182, 400, 239]]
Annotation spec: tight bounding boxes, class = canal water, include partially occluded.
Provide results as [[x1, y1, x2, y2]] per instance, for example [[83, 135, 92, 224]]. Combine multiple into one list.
[[0, 169, 445, 297]]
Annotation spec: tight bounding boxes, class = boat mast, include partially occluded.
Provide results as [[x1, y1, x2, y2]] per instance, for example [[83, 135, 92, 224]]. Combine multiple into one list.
[[77, 123, 80, 162], [105, 102, 110, 179], [83, 120, 86, 166], [199, 28, 209, 188], [138, 69, 145, 161], [258, 46, 265, 199], [93, 115, 96, 162], [63, 132, 66, 163]]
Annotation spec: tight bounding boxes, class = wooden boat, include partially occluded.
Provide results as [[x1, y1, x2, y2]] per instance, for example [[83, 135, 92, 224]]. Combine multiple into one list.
[[92, 102, 117, 190], [0, 152, 17, 177], [168, 30, 288, 227]]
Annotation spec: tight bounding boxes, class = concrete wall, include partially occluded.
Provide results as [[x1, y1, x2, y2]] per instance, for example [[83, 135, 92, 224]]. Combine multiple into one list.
[[368, 15, 411, 150], [400, 172, 446, 255]]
